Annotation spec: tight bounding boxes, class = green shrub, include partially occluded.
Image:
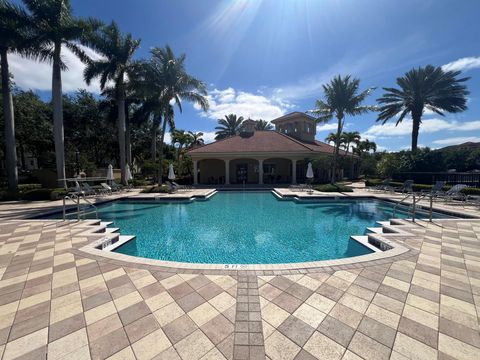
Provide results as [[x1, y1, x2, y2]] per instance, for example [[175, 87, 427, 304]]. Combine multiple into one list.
[[132, 179, 151, 187], [141, 185, 171, 193], [463, 187, 480, 196], [0, 191, 21, 201], [22, 188, 53, 200], [18, 183, 42, 191], [50, 188, 69, 200], [314, 184, 354, 192]]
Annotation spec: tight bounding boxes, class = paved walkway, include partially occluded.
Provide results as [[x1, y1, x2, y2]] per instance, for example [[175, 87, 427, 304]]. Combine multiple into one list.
[[0, 218, 479, 359]]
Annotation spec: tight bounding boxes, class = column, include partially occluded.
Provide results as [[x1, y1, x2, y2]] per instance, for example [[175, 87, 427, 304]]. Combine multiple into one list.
[[225, 159, 230, 185], [291, 159, 297, 184], [258, 159, 264, 185], [193, 160, 198, 185]]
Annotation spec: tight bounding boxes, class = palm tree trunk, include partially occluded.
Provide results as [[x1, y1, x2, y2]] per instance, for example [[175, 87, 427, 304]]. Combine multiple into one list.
[[52, 43, 66, 188], [126, 108, 132, 166], [411, 113, 421, 153], [117, 86, 127, 184], [151, 120, 157, 161], [331, 116, 343, 184], [158, 114, 168, 185], [1, 48, 18, 192]]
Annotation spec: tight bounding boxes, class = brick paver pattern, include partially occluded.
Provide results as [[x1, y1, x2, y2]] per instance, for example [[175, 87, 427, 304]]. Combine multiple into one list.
[[0, 218, 479, 359]]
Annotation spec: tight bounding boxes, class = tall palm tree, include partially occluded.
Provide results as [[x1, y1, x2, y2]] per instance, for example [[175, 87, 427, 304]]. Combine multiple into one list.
[[83, 21, 140, 184], [215, 114, 244, 140], [188, 131, 204, 147], [0, 0, 32, 191], [23, 0, 98, 187], [255, 119, 273, 131], [355, 139, 377, 154], [309, 75, 375, 184], [340, 131, 361, 154], [377, 65, 469, 152], [131, 46, 208, 184]]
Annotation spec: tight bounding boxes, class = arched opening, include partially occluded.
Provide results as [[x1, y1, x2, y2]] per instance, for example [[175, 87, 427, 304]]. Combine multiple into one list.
[[229, 158, 259, 184], [198, 159, 225, 184], [263, 158, 292, 184]]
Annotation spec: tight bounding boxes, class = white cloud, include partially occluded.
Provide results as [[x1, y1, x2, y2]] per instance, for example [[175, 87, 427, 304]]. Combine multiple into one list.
[[442, 56, 480, 72], [9, 44, 104, 93], [363, 118, 480, 140], [316, 123, 338, 132], [198, 87, 290, 121], [433, 136, 480, 146]]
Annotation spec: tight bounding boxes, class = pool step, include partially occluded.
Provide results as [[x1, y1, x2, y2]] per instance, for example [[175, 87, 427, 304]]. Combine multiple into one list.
[[375, 221, 390, 227], [350, 235, 381, 252], [102, 235, 136, 252], [100, 221, 113, 227], [366, 227, 383, 234], [104, 227, 120, 234]]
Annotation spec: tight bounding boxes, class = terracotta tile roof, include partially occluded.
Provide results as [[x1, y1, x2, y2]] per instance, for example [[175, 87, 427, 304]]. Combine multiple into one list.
[[187, 131, 348, 155]]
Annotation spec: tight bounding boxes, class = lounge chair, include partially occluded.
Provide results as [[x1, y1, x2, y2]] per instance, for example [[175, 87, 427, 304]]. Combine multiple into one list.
[[437, 184, 468, 202], [69, 181, 85, 197], [165, 181, 177, 193], [172, 181, 192, 190], [369, 178, 392, 192], [421, 181, 446, 197], [81, 183, 97, 197], [392, 180, 413, 194], [111, 180, 125, 192], [101, 183, 113, 195]]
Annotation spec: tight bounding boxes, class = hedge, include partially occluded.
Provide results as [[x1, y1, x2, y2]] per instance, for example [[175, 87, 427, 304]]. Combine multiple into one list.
[[141, 185, 171, 193], [314, 184, 354, 193]]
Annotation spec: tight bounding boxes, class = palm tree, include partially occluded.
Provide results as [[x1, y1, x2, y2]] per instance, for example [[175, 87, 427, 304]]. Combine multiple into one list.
[[0, 0, 32, 191], [340, 131, 361, 154], [255, 119, 273, 131], [215, 114, 244, 140], [355, 139, 377, 154], [325, 132, 338, 146], [83, 21, 140, 184], [188, 131, 204, 147], [23, 0, 98, 187], [377, 65, 469, 152], [171, 129, 191, 172], [131, 46, 208, 184], [309, 75, 375, 184]]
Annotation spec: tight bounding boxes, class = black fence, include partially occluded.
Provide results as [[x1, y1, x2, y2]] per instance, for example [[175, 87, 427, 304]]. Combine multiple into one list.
[[392, 172, 480, 188]]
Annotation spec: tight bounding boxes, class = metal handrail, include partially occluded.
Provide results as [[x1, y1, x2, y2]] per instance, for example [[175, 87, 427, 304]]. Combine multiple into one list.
[[392, 192, 434, 223], [63, 192, 98, 221]]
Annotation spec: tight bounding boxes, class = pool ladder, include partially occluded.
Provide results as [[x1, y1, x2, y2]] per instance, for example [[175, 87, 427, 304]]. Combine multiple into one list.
[[392, 193, 434, 222], [63, 193, 98, 221]]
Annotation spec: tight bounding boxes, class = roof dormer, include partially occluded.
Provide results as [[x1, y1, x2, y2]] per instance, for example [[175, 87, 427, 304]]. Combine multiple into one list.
[[271, 112, 316, 143]]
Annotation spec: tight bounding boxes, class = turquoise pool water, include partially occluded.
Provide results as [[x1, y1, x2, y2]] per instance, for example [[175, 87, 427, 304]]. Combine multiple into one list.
[[61, 191, 453, 264]]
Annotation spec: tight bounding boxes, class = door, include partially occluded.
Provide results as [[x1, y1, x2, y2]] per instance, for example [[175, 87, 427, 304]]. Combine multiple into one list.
[[236, 163, 248, 183]]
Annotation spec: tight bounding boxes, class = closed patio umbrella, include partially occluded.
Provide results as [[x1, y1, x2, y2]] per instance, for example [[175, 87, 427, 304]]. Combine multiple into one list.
[[125, 164, 133, 182], [306, 162, 314, 180], [107, 164, 114, 184], [168, 163, 176, 180]]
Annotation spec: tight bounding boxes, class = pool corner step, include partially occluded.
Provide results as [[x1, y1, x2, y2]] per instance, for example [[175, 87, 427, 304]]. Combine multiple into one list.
[[104, 227, 120, 234], [100, 221, 113, 227], [102, 235, 136, 252], [366, 227, 383, 234]]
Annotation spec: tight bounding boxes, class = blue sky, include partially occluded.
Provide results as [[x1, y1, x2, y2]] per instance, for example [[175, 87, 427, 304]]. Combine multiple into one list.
[[9, 0, 480, 150]]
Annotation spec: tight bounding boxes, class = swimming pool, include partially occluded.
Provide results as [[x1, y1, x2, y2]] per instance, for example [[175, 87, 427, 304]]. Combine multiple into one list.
[[63, 192, 453, 264]]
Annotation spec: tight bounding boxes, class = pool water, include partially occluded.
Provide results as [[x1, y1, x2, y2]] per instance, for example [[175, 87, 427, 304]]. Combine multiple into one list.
[[70, 192, 452, 264]]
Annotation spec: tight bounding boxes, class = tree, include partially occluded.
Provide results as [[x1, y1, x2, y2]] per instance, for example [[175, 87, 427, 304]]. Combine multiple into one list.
[[310, 75, 375, 183], [214, 114, 244, 140], [23, 0, 99, 187], [130, 46, 208, 184], [340, 131, 360, 154], [0, 0, 32, 191], [171, 129, 191, 173], [83, 21, 140, 184], [325, 132, 339, 146], [255, 119, 273, 131], [377, 65, 469, 152], [188, 131, 204, 147]]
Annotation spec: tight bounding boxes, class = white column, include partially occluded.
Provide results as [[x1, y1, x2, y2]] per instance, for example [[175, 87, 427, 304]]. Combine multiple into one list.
[[225, 159, 230, 185], [258, 159, 264, 185], [292, 159, 297, 184], [193, 160, 198, 185]]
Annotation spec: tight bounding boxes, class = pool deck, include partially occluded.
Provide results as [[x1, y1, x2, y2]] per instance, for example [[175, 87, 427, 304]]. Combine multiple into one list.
[[0, 188, 480, 359]]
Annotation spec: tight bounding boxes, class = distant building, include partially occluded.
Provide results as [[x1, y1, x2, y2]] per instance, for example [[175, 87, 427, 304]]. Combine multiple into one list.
[[187, 112, 351, 185]]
